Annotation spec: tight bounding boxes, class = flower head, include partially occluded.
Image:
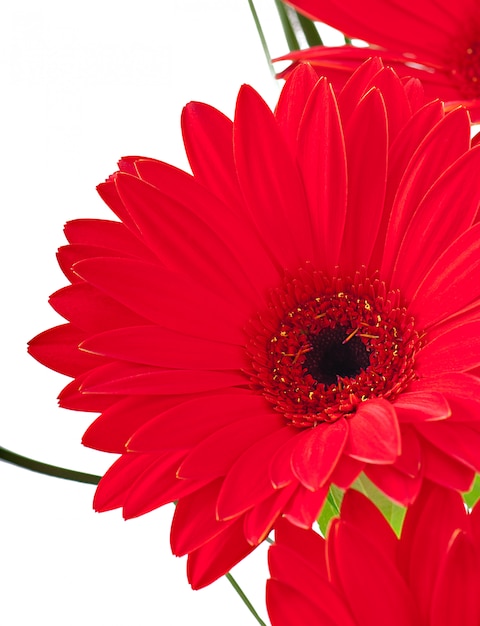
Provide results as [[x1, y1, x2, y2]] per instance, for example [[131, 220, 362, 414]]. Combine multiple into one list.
[[281, 0, 480, 121], [267, 482, 480, 625], [29, 59, 480, 588]]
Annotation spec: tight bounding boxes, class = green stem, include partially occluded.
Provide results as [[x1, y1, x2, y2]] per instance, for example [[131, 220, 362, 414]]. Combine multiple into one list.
[[247, 0, 276, 76], [274, 0, 300, 51], [0, 446, 101, 485], [296, 11, 323, 46], [226, 572, 267, 626]]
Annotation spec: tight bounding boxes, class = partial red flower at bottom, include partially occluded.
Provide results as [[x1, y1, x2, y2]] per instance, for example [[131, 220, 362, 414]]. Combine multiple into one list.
[[267, 483, 480, 626], [281, 0, 480, 121], [28, 59, 480, 588]]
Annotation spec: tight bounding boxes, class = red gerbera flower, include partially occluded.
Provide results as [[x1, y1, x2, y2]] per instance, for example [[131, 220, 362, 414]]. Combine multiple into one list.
[[267, 482, 480, 625], [28, 59, 480, 588], [281, 0, 480, 121]]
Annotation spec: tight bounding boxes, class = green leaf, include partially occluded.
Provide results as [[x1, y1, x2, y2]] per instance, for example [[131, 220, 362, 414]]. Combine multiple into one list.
[[247, 0, 276, 76], [318, 484, 344, 535], [463, 474, 480, 509], [274, 0, 300, 51], [296, 11, 323, 47], [351, 474, 406, 536]]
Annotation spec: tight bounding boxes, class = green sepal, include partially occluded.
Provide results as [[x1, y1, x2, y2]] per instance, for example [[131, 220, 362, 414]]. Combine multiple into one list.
[[318, 484, 344, 535], [463, 474, 480, 509]]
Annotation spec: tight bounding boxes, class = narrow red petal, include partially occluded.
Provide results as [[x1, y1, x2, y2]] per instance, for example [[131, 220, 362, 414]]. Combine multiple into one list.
[[340, 87, 388, 270], [170, 479, 235, 556], [430, 532, 480, 626], [416, 320, 480, 376], [28, 324, 102, 377], [274, 63, 318, 152], [187, 518, 255, 589], [297, 77, 347, 269], [267, 579, 342, 626], [243, 483, 297, 545], [409, 223, 480, 329], [81, 362, 247, 395], [178, 412, 283, 480], [50, 283, 147, 333], [127, 392, 261, 452], [233, 84, 315, 268], [80, 325, 245, 370], [216, 427, 296, 521], [72, 257, 247, 344], [181, 102, 244, 213]]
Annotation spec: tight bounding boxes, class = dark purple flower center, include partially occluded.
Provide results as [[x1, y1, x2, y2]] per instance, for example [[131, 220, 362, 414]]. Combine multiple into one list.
[[304, 326, 371, 386]]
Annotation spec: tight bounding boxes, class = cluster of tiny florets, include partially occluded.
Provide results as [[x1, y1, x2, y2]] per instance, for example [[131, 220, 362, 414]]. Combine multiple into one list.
[[247, 266, 423, 428]]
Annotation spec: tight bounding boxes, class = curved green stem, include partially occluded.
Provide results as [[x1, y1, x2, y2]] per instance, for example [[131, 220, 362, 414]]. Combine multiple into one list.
[[248, 0, 276, 76], [226, 572, 267, 626], [274, 0, 300, 51], [296, 11, 323, 46], [0, 446, 101, 485]]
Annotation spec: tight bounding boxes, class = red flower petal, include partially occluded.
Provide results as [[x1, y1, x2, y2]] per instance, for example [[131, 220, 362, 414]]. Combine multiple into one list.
[[187, 518, 255, 590], [297, 76, 347, 269], [170, 480, 235, 556], [410, 223, 480, 329], [365, 463, 421, 505], [181, 102, 244, 213], [28, 324, 103, 377], [81, 362, 247, 396], [233, 84, 315, 268], [430, 531, 480, 626], [416, 319, 480, 376], [291, 418, 348, 490], [178, 412, 284, 481], [393, 391, 451, 422], [80, 325, 245, 370], [267, 579, 343, 626], [331, 517, 417, 626], [73, 257, 247, 344], [216, 427, 296, 521], [340, 87, 388, 270], [345, 399, 401, 463], [127, 392, 261, 452], [418, 436, 475, 491], [283, 483, 328, 529]]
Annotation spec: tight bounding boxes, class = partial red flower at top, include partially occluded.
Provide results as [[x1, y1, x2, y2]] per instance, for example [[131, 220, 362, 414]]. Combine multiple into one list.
[[267, 483, 480, 626], [281, 0, 480, 121], [28, 59, 480, 589]]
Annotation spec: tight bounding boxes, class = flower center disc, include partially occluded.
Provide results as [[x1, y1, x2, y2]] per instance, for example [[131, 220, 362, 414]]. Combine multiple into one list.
[[248, 268, 422, 428], [453, 40, 480, 97], [304, 326, 371, 386]]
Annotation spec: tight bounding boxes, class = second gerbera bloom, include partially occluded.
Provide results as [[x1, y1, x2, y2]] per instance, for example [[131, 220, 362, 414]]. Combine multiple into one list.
[[29, 58, 480, 588]]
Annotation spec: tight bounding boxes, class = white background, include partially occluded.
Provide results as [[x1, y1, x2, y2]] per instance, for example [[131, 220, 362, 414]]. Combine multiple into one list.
[[1, 1, 282, 624], [0, 2, 345, 624]]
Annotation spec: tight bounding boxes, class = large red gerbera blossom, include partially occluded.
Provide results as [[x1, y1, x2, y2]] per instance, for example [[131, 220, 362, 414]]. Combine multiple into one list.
[[28, 59, 480, 588], [281, 0, 480, 121], [267, 483, 480, 625]]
